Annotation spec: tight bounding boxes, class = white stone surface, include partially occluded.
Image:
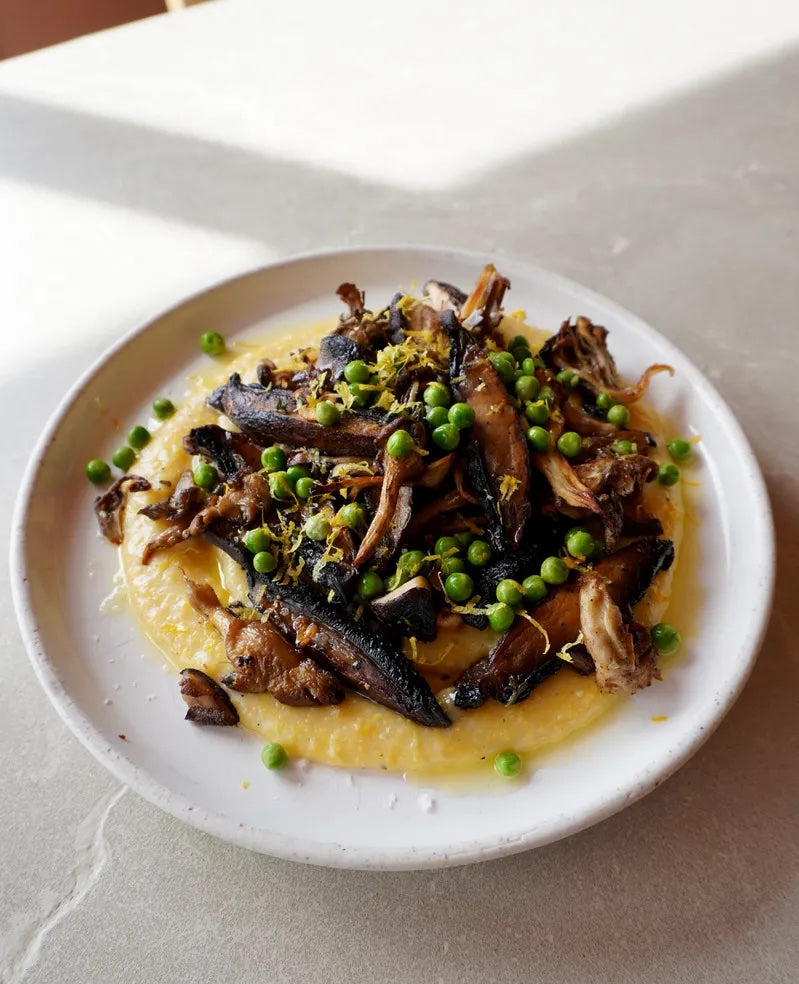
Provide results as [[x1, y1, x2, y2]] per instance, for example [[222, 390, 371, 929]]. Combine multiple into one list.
[[1, 1, 798, 981]]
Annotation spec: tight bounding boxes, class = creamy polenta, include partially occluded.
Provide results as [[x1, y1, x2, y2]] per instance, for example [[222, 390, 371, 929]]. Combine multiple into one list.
[[119, 313, 682, 774]]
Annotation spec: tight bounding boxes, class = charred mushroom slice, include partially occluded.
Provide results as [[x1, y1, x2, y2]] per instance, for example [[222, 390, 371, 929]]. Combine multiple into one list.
[[183, 424, 263, 483], [179, 668, 239, 726], [95, 474, 151, 544], [448, 320, 531, 549], [454, 538, 674, 708], [297, 526, 358, 603], [388, 292, 407, 344], [204, 527, 449, 727], [371, 576, 437, 642], [212, 374, 393, 456], [317, 334, 364, 381], [184, 579, 343, 705]]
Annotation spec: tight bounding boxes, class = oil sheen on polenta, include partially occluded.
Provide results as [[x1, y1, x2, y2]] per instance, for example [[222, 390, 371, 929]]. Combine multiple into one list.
[[120, 316, 682, 774]]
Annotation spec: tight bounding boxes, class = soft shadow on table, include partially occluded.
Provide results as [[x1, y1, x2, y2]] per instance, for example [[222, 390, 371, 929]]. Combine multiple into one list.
[[3, 41, 799, 984], [2, 41, 799, 279]]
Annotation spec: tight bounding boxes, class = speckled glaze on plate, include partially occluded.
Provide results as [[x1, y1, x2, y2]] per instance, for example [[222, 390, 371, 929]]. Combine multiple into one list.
[[10, 247, 775, 870]]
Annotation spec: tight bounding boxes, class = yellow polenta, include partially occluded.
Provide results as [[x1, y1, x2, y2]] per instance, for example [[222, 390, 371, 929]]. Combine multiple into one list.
[[120, 317, 682, 773]]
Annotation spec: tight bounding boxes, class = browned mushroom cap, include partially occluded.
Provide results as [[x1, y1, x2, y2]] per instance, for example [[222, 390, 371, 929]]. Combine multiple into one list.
[[458, 264, 510, 335], [95, 474, 151, 544], [540, 316, 673, 404], [178, 668, 239, 726]]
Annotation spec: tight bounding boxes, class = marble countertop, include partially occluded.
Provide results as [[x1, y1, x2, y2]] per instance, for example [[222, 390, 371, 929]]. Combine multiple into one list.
[[2, 2, 798, 981]]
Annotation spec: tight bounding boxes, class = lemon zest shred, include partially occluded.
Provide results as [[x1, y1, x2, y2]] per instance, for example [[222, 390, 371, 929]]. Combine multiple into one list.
[[499, 474, 520, 501], [555, 631, 584, 664], [517, 611, 551, 653]]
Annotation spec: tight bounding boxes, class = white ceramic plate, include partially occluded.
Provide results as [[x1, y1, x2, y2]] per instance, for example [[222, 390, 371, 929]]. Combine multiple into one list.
[[11, 247, 774, 870]]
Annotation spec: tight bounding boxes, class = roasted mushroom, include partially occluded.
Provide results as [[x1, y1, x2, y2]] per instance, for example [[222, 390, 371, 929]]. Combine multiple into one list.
[[95, 475, 151, 545], [179, 668, 239, 726]]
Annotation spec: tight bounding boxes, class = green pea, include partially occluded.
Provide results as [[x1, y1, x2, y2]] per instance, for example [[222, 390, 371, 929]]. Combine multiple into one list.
[[596, 392, 616, 411], [441, 556, 466, 575], [261, 742, 288, 770], [565, 525, 588, 537], [566, 530, 595, 560], [657, 463, 680, 486], [253, 550, 277, 574], [304, 514, 332, 541], [193, 463, 218, 489], [487, 602, 515, 633], [348, 382, 372, 409], [356, 571, 384, 603], [489, 353, 516, 384], [338, 502, 366, 528], [432, 423, 460, 452], [244, 528, 272, 554], [425, 405, 450, 429], [496, 579, 523, 607], [294, 476, 314, 500], [448, 402, 475, 430], [538, 385, 556, 405], [466, 539, 492, 567], [435, 536, 460, 557], [384, 573, 398, 592], [386, 429, 416, 458], [260, 446, 286, 473], [423, 381, 452, 408], [111, 446, 136, 471], [526, 426, 550, 452], [454, 531, 474, 549], [607, 404, 630, 426], [521, 575, 547, 603], [668, 438, 693, 461], [85, 458, 111, 484], [515, 375, 540, 402], [269, 471, 294, 500], [343, 359, 371, 384], [200, 331, 226, 356], [507, 334, 529, 351], [315, 401, 341, 426], [152, 397, 175, 420], [612, 440, 636, 456], [398, 550, 426, 577], [540, 556, 569, 585], [286, 465, 309, 486], [556, 431, 582, 458], [511, 347, 532, 366], [444, 572, 474, 602], [556, 369, 579, 389], [494, 751, 522, 778], [525, 402, 549, 426], [521, 357, 536, 375], [651, 622, 681, 654], [127, 425, 151, 450]]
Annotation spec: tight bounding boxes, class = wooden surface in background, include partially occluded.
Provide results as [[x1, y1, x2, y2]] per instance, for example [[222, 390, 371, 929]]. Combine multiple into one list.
[[0, 0, 167, 59]]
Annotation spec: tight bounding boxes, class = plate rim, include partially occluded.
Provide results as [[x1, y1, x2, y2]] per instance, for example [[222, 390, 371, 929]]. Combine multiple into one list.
[[9, 244, 776, 869]]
